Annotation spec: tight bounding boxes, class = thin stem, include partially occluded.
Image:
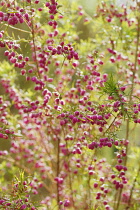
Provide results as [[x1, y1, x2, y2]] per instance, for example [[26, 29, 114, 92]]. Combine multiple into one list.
[[3, 24, 31, 34], [103, 114, 118, 135], [38, 129, 55, 171], [124, 119, 129, 166], [56, 137, 60, 208], [69, 171, 76, 209], [125, 164, 140, 210], [88, 174, 91, 208], [115, 188, 123, 210], [30, 17, 40, 78], [124, 16, 140, 166], [129, 18, 140, 99], [113, 191, 118, 210], [115, 12, 140, 210]]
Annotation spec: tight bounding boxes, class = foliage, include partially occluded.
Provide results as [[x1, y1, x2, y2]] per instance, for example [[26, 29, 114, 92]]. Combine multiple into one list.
[[0, 171, 38, 209]]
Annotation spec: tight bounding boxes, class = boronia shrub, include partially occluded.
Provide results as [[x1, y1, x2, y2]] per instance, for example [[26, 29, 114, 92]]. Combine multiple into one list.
[[0, 0, 140, 209]]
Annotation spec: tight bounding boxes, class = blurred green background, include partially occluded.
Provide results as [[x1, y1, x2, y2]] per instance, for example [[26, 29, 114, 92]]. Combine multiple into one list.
[[0, 0, 140, 207]]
